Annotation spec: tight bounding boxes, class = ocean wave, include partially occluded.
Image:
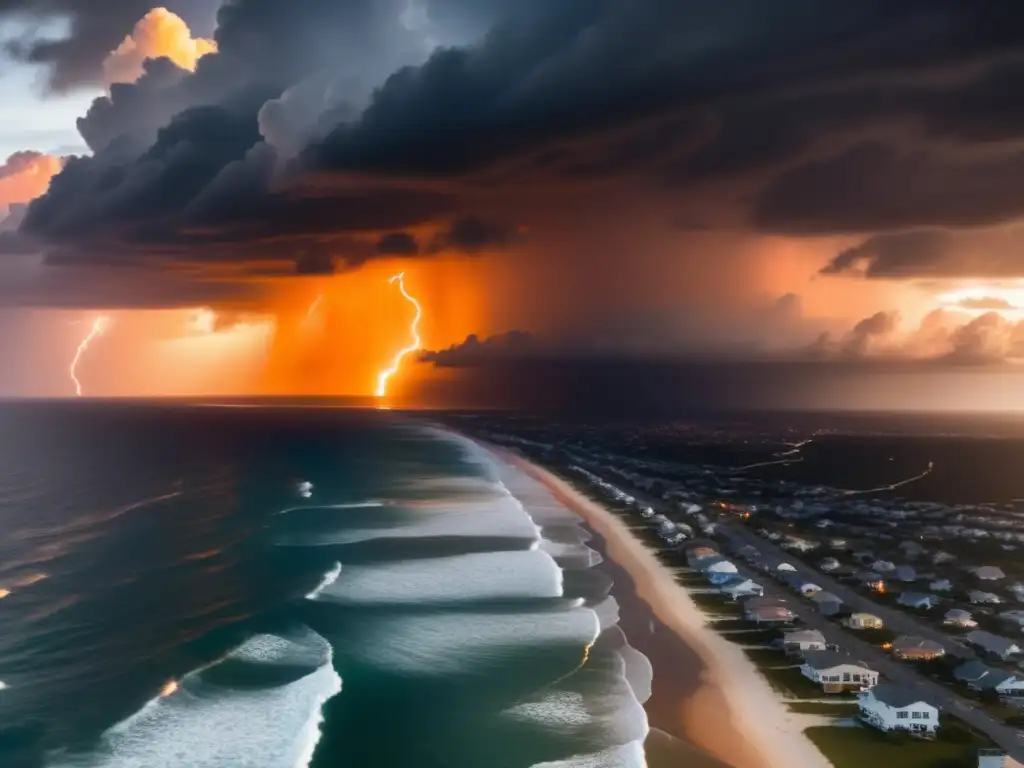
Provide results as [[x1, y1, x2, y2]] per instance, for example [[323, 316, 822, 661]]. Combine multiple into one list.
[[313, 550, 562, 604], [47, 629, 341, 768]]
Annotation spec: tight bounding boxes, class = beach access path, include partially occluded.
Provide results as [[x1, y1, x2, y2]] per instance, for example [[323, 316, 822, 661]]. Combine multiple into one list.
[[702, 513, 1024, 760]]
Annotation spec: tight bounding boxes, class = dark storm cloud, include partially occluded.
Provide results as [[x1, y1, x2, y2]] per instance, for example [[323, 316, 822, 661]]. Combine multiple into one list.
[[754, 142, 1024, 234], [0, 0, 217, 91], [820, 229, 1024, 279], [420, 330, 536, 367], [16, 0, 1024, 295], [427, 216, 517, 254], [376, 232, 419, 255]]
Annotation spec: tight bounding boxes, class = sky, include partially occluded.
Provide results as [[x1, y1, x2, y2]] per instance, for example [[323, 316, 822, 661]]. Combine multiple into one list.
[[3, 1, 1024, 410]]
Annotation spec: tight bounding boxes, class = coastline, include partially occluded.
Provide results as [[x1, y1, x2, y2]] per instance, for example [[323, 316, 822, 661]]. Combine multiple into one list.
[[499, 448, 832, 768]]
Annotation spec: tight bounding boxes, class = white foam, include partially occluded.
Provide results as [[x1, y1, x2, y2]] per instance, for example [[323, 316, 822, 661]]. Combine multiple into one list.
[[305, 562, 342, 599], [277, 494, 540, 545], [316, 550, 561, 604], [50, 630, 342, 768]]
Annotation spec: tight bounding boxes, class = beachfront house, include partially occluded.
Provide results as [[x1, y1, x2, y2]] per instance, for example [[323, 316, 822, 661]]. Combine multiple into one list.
[[705, 561, 740, 585], [800, 651, 880, 693], [954, 661, 1024, 697], [743, 596, 796, 624], [846, 613, 884, 630], [783, 536, 818, 552], [810, 591, 844, 617], [782, 628, 827, 656], [686, 546, 718, 568], [899, 541, 926, 558], [855, 571, 886, 593], [819, 557, 840, 572], [799, 582, 823, 597], [720, 578, 764, 600], [735, 545, 760, 562], [943, 609, 978, 629], [970, 591, 1003, 605], [930, 579, 953, 593], [858, 684, 939, 735], [965, 630, 1021, 660], [897, 592, 940, 610], [976, 566, 1007, 581], [1000, 610, 1024, 628], [894, 565, 918, 582], [891, 636, 946, 661]]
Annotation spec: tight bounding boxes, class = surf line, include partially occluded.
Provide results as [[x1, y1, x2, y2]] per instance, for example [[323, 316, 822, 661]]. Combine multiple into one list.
[[840, 461, 934, 496]]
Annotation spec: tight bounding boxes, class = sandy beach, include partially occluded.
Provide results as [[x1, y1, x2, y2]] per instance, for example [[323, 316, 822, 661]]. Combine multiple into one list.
[[502, 450, 832, 768]]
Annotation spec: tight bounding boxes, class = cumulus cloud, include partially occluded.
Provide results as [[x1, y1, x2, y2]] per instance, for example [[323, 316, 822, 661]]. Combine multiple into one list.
[[0, 0, 216, 91], [102, 7, 217, 86], [0, 151, 62, 209]]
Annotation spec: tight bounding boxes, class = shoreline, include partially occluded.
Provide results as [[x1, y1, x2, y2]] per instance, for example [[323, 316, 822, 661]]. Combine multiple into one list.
[[501, 449, 832, 768]]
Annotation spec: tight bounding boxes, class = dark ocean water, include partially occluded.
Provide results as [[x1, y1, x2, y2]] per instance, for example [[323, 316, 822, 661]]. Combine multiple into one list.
[[0, 403, 648, 768]]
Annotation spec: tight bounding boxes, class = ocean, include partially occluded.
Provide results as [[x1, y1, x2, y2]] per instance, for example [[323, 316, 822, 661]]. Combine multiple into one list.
[[0, 402, 650, 768]]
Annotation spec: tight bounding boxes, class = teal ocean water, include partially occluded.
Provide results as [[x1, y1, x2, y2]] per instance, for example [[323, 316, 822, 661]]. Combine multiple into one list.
[[0, 403, 650, 767]]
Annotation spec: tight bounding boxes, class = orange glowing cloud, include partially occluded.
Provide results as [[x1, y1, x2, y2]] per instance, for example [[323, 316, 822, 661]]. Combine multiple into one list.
[[0, 152, 62, 210], [103, 7, 217, 86]]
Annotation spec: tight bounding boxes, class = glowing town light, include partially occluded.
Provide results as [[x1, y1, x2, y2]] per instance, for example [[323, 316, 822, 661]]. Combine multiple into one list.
[[160, 679, 179, 697], [375, 272, 422, 398], [70, 316, 111, 397]]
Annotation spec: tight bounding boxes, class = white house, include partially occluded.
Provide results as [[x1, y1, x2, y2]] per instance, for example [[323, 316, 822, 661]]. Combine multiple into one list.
[[976, 566, 1007, 581], [801, 651, 880, 693], [775, 562, 797, 574], [943, 609, 977, 628], [810, 591, 844, 616], [897, 592, 940, 610], [799, 582, 823, 597], [930, 579, 953, 593], [846, 612, 884, 630], [783, 628, 827, 655], [873, 560, 896, 573], [955, 660, 1024, 697], [744, 596, 796, 624], [858, 684, 939, 735], [965, 630, 1022, 660], [819, 557, 840, 572], [970, 591, 1003, 605], [783, 536, 818, 552], [720, 578, 764, 600], [933, 551, 956, 564]]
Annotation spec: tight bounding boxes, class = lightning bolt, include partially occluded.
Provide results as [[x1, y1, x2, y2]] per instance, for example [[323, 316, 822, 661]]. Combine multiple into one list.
[[70, 317, 111, 397], [375, 272, 422, 398], [303, 294, 324, 326]]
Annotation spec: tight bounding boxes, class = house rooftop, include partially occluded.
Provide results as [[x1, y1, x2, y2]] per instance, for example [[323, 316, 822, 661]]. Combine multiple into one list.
[[810, 591, 842, 604], [966, 630, 1019, 655], [892, 635, 944, 652], [867, 683, 929, 709], [802, 650, 871, 671]]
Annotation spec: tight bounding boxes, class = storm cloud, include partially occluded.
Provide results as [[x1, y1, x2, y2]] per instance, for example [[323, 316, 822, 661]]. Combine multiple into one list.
[[10, 0, 1024, 306]]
